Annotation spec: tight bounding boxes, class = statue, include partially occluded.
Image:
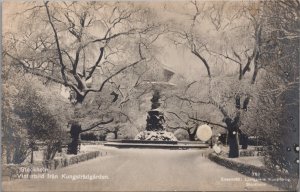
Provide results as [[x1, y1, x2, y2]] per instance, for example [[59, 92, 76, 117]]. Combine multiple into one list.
[[146, 90, 166, 131]]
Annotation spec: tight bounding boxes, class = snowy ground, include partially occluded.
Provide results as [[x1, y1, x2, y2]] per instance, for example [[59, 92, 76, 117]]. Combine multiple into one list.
[[218, 146, 265, 167], [229, 156, 265, 167], [3, 146, 280, 191]]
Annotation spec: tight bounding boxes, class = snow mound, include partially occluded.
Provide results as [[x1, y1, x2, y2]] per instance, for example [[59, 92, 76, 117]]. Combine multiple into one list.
[[135, 131, 177, 141]]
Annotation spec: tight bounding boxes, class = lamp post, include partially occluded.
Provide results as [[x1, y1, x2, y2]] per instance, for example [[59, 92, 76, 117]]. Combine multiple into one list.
[[210, 127, 214, 148]]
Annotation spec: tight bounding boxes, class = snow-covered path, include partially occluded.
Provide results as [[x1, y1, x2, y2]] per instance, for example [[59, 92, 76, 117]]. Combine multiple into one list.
[[3, 146, 280, 191]]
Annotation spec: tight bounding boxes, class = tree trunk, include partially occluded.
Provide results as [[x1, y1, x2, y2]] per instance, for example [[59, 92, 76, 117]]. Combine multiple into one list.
[[30, 148, 34, 164], [50, 150, 57, 160], [67, 122, 81, 155], [68, 137, 80, 155], [5, 128, 14, 164], [6, 146, 11, 164], [67, 95, 113, 154], [187, 127, 197, 141], [66, 98, 83, 155], [188, 133, 195, 141], [114, 132, 118, 139], [224, 116, 240, 158], [228, 131, 239, 158], [50, 142, 60, 160]]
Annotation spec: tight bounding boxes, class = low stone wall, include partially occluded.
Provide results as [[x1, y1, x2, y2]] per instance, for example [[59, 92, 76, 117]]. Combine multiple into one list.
[[208, 153, 298, 190], [3, 151, 102, 181], [43, 151, 100, 170]]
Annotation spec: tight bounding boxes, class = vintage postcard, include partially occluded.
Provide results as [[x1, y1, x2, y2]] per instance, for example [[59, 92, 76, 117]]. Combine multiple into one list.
[[2, 0, 299, 191]]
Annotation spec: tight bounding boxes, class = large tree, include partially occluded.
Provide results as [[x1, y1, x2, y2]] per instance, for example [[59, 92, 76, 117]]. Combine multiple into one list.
[[3, 1, 164, 153], [166, 1, 266, 157]]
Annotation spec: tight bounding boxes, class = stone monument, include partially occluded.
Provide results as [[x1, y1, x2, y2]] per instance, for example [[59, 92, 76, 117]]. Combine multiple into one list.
[[135, 67, 177, 141]]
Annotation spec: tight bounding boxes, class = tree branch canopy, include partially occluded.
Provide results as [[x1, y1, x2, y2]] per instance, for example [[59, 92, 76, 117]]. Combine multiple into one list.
[[44, 1, 68, 85], [5, 2, 160, 105], [191, 48, 211, 78], [81, 118, 114, 133], [87, 44, 145, 94], [188, 116, 227, 129], [86, 47, 105, 80]]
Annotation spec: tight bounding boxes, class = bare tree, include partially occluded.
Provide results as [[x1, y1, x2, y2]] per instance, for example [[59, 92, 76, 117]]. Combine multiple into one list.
[[167, 1, 266, 157], [3, 2, 159, 104], [3, 1, 164, 154]]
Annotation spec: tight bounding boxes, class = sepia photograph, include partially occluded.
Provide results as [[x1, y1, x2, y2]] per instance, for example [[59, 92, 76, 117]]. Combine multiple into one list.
[[2, 0, 299, 191]]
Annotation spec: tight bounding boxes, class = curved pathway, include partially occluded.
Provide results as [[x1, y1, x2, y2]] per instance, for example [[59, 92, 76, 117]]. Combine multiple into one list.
[[2, 146, 280, 191]]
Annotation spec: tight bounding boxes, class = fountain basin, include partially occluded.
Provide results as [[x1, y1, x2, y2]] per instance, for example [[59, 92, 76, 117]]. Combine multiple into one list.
[[104, 139, 209, 149]]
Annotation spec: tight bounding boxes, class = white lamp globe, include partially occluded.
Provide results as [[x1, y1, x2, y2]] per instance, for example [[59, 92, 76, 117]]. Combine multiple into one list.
[[196, 124, 212, 142]]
